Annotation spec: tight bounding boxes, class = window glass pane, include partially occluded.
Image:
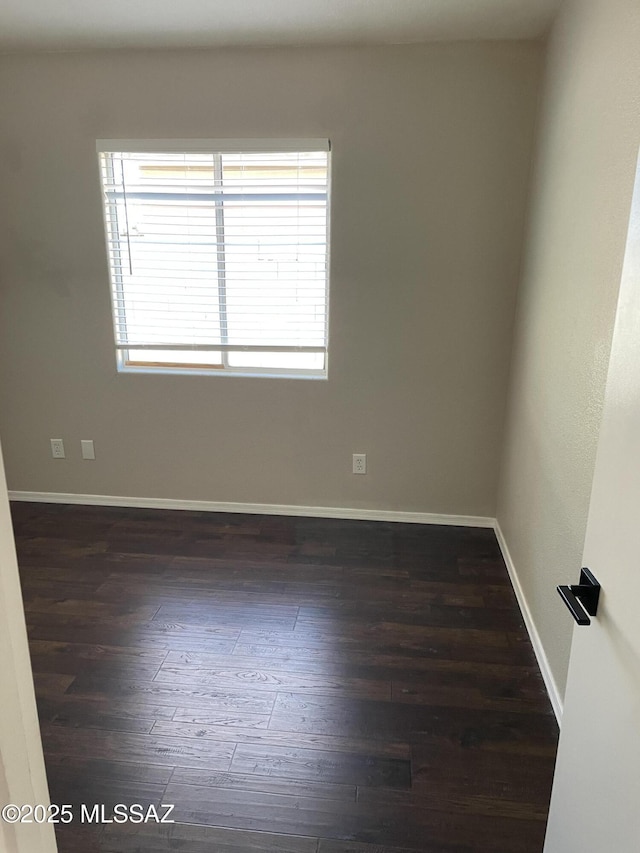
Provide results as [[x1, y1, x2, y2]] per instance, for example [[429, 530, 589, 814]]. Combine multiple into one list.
[[221, 152, 328, 351], [126, 349, 223, 367], [227, 351, 325, 371], [112, 154, 222, 349]]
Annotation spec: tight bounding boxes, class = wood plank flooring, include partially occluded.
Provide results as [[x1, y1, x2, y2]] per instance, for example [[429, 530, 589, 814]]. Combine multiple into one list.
[[11, 502, 558, 853]]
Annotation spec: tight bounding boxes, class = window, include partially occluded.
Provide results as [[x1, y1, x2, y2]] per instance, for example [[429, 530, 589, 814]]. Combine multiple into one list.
[[97, 139, 330, 377]]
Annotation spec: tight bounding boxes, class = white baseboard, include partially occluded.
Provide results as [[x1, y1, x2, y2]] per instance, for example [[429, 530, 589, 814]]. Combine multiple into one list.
[[8, 490, 495, 528], [494, 520, 563, 725]]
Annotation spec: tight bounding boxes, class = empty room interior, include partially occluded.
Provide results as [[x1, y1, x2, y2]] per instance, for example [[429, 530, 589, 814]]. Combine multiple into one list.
[[1, 0, 639, 851]]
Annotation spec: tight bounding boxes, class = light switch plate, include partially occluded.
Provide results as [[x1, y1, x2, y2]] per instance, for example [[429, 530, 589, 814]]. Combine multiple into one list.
[[81, 440, 95, 460]]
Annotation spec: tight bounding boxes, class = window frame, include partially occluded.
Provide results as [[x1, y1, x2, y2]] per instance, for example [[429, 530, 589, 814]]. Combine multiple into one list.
[[97, 139, 331, 380]]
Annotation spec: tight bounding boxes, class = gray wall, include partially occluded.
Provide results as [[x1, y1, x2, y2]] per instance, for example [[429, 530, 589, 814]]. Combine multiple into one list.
[[0, 43, 541, 514], [497, 0, 640, 704]]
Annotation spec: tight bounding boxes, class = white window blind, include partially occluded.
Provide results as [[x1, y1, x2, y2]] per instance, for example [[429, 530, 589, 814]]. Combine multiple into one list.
[[97, 140, 330, 376]]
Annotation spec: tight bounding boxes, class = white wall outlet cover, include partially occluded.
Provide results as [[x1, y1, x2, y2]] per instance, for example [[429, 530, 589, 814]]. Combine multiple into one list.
[[50, 438, 65, 459], [352, 453, 367, 474]]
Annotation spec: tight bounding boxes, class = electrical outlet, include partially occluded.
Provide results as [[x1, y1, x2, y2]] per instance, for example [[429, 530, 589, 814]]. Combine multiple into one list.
[[50, 438, 65, 459], [352, 453, 367, 474], [81, 440, 95, 460]]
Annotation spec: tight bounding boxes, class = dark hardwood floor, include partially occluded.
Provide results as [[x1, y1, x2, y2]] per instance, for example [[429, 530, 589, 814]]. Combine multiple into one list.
[[11, 502, 558, 853]]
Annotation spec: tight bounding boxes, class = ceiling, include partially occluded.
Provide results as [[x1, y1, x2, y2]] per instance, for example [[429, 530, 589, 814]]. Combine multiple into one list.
[[0, 0, 561, 52]]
